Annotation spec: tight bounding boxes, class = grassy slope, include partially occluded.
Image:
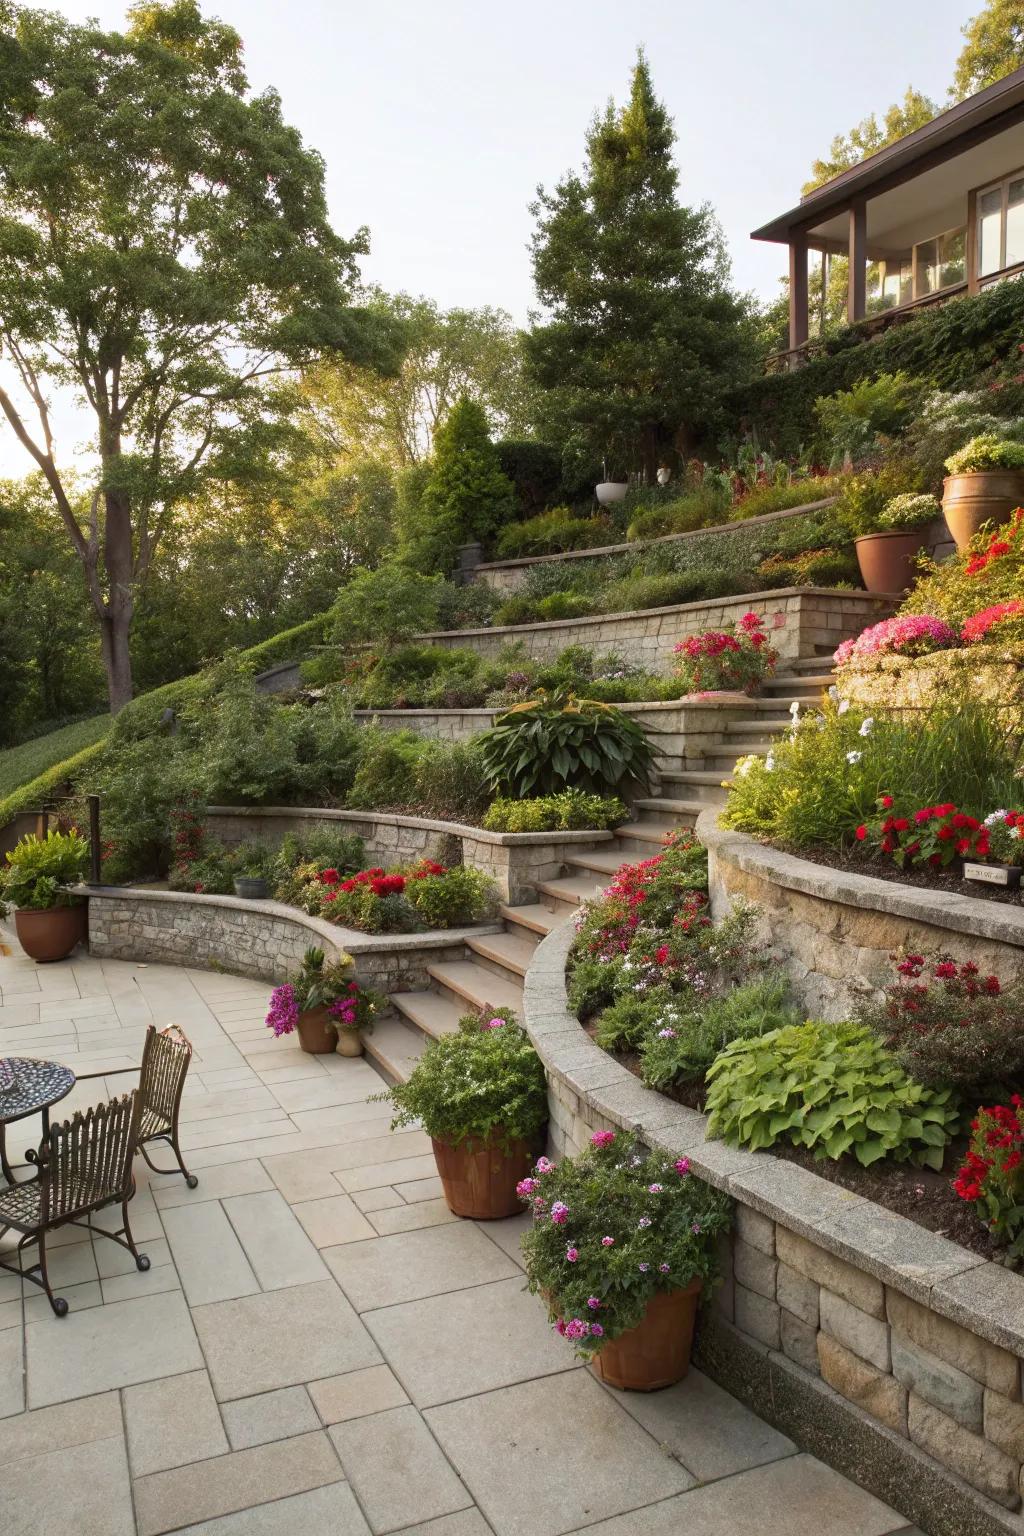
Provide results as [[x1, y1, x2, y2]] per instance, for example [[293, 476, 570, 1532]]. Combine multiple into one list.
[[0, 715, 110, 800]]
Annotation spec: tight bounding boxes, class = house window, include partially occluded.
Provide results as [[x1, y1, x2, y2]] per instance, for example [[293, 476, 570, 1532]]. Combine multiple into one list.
[[914, 228, 966, 298], [976, 171, 1024, 278]]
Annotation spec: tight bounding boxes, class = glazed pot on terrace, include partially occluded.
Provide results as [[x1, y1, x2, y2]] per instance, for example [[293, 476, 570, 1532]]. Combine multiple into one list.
[[295, 1005, 337, 1055], [942, 471, 1024, 552]]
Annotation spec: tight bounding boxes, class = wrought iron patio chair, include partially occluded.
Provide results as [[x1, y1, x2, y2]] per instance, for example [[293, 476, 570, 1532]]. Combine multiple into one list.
[[0, 1091, 149, 1317], [78, 1024, 198, 1189]]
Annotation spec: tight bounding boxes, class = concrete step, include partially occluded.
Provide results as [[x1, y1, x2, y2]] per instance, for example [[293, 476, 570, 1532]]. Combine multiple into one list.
[[425, 959, 524, 1016], [612, 820, 681, 854], [364, 1015, 429, 1084], [783, 655, 839, 673], [721, 719, 788, 736], [706, 739, 771, 758], [466, 929, 539, 979], [765, 674, 832, 695], [632, 796, 705, 821], [499, 902, 561, 938], [391, 989, 464, 1040], [536, 874, 607, 913], [566, 848, 627, 876], [658, 772, 729, 805]]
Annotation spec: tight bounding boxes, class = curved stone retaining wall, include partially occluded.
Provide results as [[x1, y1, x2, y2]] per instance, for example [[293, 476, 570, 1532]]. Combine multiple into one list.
[[420, 588, 899, 672], [523, 919, 1024, 1536], [85, 886, 499, 992], [202, 804, 613, 906], [837, 646, 1024, 717], [699, 811, 1024, 1017]]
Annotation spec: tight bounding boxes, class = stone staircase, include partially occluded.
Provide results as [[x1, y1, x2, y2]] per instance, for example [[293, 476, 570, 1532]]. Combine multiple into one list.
[[366, 659, 835, 1085]]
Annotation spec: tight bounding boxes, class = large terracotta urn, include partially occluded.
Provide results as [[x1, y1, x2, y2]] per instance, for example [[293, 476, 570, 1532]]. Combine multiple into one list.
[[14, 905, 87, 964], [431, 1133, 539, 1219], [942, 471, 1024, 552], [854, 530, 928, 593], [589, 1280, 702, 1391]]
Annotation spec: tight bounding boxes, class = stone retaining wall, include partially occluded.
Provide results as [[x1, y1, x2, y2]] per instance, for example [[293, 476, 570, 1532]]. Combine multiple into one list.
[[837, 645, 1024, 718], [699, 811, 1024, 1017], [85, 887, 496, 992], [523, 918, 1024, 1536], [204, 805, 611, 905], [419, 589, 898, 673]]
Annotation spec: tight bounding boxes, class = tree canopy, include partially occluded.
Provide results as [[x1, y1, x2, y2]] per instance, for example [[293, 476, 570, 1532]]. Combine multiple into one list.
[[802, 88, 938, 193], [953, 0, 1024, 99], [0, 0, 402, 710], [526, 52, 753, 482]]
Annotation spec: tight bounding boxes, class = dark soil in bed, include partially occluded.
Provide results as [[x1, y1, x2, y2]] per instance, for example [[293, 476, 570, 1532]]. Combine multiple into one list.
[[584, 1022, 1003, 1262], [791, 843, 1023, 908]]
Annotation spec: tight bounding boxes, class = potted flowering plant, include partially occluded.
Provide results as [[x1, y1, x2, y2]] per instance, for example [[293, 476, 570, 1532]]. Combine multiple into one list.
[[375, 1011, 547, 1217], [0, 830, 89, 963], [972, 809, 1024, 889], [672, 612, 777, 696], [266, 946, 381, 1056], [520, 1129, 730, 1391], [942, 435, 1024, 552], [854, 493, 939, 594]]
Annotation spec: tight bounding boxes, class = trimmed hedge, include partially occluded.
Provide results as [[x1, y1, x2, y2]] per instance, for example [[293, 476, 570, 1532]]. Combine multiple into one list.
[[0, 715, 110, 800], [731, 280, 1024, 455], [0, 739, 108, 826]]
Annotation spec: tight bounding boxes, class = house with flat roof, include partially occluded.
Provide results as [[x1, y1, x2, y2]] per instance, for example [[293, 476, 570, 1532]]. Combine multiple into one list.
[[754, 66, 1024, 369]]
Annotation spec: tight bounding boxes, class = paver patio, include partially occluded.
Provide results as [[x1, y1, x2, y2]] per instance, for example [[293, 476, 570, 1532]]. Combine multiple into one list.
[[0, 931, 922, 1536]]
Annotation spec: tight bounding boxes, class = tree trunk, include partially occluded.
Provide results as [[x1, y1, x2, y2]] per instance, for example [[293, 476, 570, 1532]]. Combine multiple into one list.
[[98, 609, 134, 714], [97, 486, 136, 713]]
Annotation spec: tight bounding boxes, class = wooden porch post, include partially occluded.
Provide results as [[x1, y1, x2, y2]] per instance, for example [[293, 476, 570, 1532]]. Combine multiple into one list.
[[848, 201, 867, 324], [966, 188, 979, 295], [789, 235, 809, 354]]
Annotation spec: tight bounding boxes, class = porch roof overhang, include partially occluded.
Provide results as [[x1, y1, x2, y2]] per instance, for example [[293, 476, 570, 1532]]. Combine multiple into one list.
[[751, 65, 1024, 248]]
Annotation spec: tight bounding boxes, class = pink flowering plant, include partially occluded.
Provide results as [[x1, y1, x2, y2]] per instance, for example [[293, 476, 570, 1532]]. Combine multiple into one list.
[[372, 1009, 547, 1150], [833, 614, 958, 667], [265, 946, 381, 1041], [672, 611, 777, 695], [519, 1130, 730, 1357]]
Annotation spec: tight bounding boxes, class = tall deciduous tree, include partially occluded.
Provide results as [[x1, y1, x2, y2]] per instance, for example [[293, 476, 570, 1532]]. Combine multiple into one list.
[[526, 53, 752, 481], [0, 0, 400, 711], [953, 0, 1024, 99], [802, 88, 938, 193]]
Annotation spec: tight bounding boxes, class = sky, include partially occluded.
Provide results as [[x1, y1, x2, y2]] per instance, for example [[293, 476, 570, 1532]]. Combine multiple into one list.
[[1, 0, 978, 474]]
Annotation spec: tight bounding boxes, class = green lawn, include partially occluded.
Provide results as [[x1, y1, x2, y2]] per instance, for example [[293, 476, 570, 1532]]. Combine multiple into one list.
[[0, 716, 110, 800]]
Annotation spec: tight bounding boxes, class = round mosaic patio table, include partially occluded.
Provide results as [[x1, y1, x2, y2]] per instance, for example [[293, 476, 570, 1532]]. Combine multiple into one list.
[[0, 1057, 76, 1183]]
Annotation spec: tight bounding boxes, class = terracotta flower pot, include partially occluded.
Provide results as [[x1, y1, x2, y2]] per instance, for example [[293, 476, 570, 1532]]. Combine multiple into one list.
[[854, 530, 926, 594], [335, 1024, 363, 1058], [590, 1280, 702, 1392], [14, 904, 87, 964], [942, 471, 1024, 552], [295, 1005, 337, 1055], [431, 1132, 540, 1219]]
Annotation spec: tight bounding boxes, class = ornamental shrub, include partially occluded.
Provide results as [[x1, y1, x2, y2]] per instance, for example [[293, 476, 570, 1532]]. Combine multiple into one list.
[[878, 492, 940, 530], [477, 692, 655, 798], [962, 601, 1024, 646], [705, 1018, 959, 1168], [375, 1011, 548, 1148], [857, 956, 1024, 1095], [1, 829, 88, 910], [405, 864, 496, 929], [815, 371, 922, 463], [420, 395, 517, 558], [754, 548, 860, 589], [672, 611, 777, 694], [902, 509, 1024, 629], [945, 434, 1024, 476], [482, 792, 627, 833], [833, 615, 958, 666], [496, 509, 612, 559], [954, 1099, 1024, 1259], [328, 564, 442, 651], [639, 973, 800, 1090], [571, 833, 708, 963], [519, 1129, 731, 1357]]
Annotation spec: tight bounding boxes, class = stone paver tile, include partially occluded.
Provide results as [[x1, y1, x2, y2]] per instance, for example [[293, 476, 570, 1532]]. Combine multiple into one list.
[[23, 1278, 103, 1324], [222, 1385, 320, 1449], [308, 1364, 409, 1424], [94, 1235, 171, 1278], [425, 1369, 693, 1536], [133, 1430, 344, 1536], [293, 1193, 376, 1248], [222, 1190, 329, 1289], [289, 1104, 397, 1136], [42, 1238, 100, 1287], [330, 1405, 472, 1533], [101, 1261, 182, 1305], [26, 1291, 203, 1408], [0, 1391, 120, 1460], [152, 1159, 273, 1208], [570, 1452, 904, 1536], [393, 1175, 445, 1203], [167, 1481, 371, 1535], [269, 1071, 384, 1113], [4, 1432, 133, 1536], [352, 1186, 404, 1213], [124, 1369, 229, 1476], [367, 1197, 457, 1236], [193, 1279, 381, 1400], [264, 1155, 347, 1203], [365, 1277, 576, 1407], [337, 1153, 442, 1193], [603, 1365, 797, 1481], [474, 1213, 529, 1272], [161, 1200, 260, 1305], [324, 1222, 518, 1312], [390, 1515, 491, 1536]]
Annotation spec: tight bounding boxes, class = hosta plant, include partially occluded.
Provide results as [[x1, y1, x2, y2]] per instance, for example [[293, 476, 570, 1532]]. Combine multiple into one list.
[[954, 1098, 1024, 1258], [704, 1018, 959, 1169], [374, 1011, 547, 1149], [519, 1129, 731, 1356], [477, 691, 656, 799]]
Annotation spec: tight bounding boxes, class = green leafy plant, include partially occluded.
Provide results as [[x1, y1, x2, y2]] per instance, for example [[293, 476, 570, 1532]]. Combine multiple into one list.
[[639, 974, 800, 1090], [954, 1099, 1024, 1259], [477, 691, 655, 798], [375, 1010, 547, 1148], [0, 830, 89, 911], [705, 1018, 959, 1168], [815, 371, 921, 462], [519, 1129, 731, 1356], [328, 564, 442, 651], [878, 492, 940, 530], [755, 548, 860, 588], [482, 792, 627, 833], [496, 509, 612, 559], [404, 864, 496, 929], [945, 434, 1024, 475]]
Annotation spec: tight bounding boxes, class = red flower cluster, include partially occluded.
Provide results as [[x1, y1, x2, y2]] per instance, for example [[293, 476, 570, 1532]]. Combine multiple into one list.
[[672, 612, 777, 695], [324, 858, 447, 902], [961, 600, 1024, 645], [954, 1101, 1024, 1258], [855, 801, 990, 869], [965, 508, 1024, 577]]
